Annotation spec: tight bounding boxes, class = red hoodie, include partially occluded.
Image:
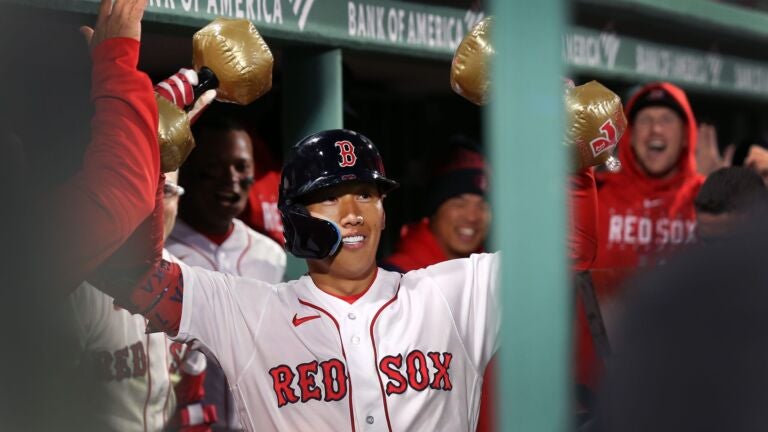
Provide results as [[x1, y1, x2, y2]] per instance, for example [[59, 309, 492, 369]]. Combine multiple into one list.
[[594, 82, 704, 271], [384, 170, 597, 273], [576, 82, 705, 399], [381, 219, 450, 271]]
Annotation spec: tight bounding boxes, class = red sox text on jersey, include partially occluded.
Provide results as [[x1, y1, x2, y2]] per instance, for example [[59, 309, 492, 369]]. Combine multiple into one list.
[[92, 341, 148, 381], [92, 341, 189, 381], [172, 254, 499, 431], [269, 350, 453, 407], [607, 213, 695, 247]]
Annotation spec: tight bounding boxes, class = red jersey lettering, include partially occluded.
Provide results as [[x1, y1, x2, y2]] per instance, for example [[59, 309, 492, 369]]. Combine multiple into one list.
[[406, 350, 430, 391], [320, 359, 347, 402], [296, 361, 323, 403], [380, 354, 408, 395], [113, 346, 132, 381], [130, 341, 147, 377], [428, 352, 453, 390], [269, 364, 299, 408]]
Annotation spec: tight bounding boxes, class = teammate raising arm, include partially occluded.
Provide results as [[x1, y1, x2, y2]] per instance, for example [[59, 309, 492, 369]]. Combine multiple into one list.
[[40, 0, 159, 291]]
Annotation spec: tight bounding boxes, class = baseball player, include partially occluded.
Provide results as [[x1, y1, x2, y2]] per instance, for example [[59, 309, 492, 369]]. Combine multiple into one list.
[[68, 172, 179, 432], [168, 113, 287, 430], [62, 39, 218, 429], [169, 115, 286, 283], [100, 129, 595, 431], [69, 169, 217, 432]]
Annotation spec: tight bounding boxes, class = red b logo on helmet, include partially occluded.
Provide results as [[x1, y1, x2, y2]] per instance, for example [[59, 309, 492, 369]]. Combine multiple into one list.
[[335, 141, 357, 167]]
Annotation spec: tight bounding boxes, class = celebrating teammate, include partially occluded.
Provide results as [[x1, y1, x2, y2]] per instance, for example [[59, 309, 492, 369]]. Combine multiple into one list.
[[382, 140, 490, 272], [93, 124, 599, 431], [169, 114, 287, 430], [594, 82, 704, 270]]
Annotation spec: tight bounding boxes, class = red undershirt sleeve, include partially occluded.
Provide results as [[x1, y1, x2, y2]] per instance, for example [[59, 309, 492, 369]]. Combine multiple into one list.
[[42, 37, 159, 291]]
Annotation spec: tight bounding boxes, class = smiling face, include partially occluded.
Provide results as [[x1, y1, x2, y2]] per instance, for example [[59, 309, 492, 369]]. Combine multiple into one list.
[[430, 193, 490, 259], [302, 181, 384, 280], [631, 106, 686, 179], [180, 127, 255, 233]]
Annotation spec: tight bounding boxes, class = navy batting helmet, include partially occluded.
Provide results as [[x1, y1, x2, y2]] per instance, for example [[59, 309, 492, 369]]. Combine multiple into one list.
[[279, 129, 399, 259]]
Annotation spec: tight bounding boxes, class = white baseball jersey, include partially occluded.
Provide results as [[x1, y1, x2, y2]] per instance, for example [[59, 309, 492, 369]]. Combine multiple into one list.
[[167, 218, 286, 429], [68, 250, 193, 432], [70, 282, 182, 432], [167, 218, 286, 283], [172, 252, 500, 432]]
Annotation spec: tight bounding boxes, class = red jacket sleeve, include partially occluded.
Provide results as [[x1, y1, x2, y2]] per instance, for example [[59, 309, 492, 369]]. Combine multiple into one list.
[[42, 38, 159, 291], [569, 168, 598, 272]]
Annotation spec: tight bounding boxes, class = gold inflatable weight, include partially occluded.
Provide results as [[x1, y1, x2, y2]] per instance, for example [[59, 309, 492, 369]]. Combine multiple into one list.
[[450, 18, 627, 171], [156, 95, 195, 174], [192, 18, 273, 105], [157, 18, 274, 172], [565, 81, 627, 172], [450, 16, 492, 106]]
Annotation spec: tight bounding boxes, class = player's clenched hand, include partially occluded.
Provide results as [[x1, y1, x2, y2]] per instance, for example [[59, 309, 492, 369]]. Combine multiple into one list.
[[80, 0, 148, 51]]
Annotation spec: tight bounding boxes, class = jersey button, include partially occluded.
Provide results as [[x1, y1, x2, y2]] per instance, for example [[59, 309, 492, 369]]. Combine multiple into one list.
[[351, 336, 361, 345], [366, 416, 374, 424], [348, 312, 356, 320]]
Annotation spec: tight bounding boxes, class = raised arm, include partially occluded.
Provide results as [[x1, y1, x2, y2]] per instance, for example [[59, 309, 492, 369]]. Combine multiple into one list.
[[41, 0, 158, 290]]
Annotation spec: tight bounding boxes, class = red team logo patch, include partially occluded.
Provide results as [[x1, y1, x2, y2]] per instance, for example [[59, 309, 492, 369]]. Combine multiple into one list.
[[589, 119, 618, 157], [335, 140, 357, 167]]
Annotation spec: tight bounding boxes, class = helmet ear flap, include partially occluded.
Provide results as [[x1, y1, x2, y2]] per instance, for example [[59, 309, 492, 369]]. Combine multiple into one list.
[[280, 203, 342, 259]]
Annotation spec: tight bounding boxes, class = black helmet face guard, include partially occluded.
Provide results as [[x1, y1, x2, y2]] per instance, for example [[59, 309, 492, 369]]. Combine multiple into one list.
[[279, 129, 399, 260], [280, 203, 342, 259]]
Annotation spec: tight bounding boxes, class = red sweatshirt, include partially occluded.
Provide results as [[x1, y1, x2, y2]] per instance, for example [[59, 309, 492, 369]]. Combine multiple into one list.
[[594, 82, 703, 271], [381, 219, 450, 271], [382, 171, 598, 432], [576, 82, 705, 397], [383, 170, 597, 273], [43, 38, 159, 291]]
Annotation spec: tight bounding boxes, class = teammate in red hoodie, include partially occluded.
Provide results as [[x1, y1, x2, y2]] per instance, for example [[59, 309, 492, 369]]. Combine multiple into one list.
[[382, 144, 490, 272], [576, 82, 705, 411], [594, 82, 703, 271]]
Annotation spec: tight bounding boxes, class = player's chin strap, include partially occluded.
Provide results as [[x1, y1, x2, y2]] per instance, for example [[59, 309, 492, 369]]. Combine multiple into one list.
[[281, 203, 342, 260]]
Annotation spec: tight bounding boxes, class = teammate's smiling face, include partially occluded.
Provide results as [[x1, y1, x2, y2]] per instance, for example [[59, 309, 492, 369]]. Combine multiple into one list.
[[631, 106, 686, 179], [303, 181, 385, 279], [180, 127, 255, 232], [430, 193, 490, 259]]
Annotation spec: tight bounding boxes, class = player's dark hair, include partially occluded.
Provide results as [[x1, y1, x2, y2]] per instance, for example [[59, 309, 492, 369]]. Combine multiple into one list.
[[694, 167, 767, 215]]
